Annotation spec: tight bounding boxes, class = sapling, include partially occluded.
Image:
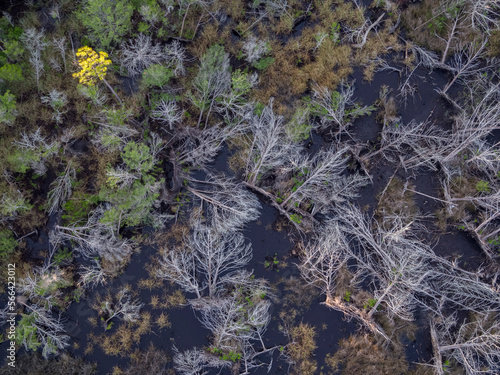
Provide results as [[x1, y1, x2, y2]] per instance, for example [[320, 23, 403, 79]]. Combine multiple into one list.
[[216, 70, 257, 123], [41, 89, 68, 124], [12, 128, 59, 175], [0, 192, 32, 219], [190, 44, 231, 126], [185, 172, 261, 231], [91, 107, 137, 151]]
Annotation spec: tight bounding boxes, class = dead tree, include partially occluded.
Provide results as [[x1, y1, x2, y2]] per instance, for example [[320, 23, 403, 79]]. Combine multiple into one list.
[[441, 83, 500, 167], [467, 0, 500, 33], [173, 347, 231, 375], [78, 259, 107, 290], [453, 190, 500, 258], [346, 13, 385, 49], [120, 34, 165, 76], [18, 233, 71, 309], [156, 223, 252, 298], [151, 99, 182, 130], [279, 146, 370, 214], [30, 49, 45, 88], [244, 98, 299, 186], [21, 28, 47, 90], [431, 312, 500, 375], [165, 40, 188, 76], [299, 220, 351, 304], [340, 207, 437, 322], [311, 82, 374, 136], [56, 206, 134, 264], [192, 271, 274, 374], [361, 119, 450, 171], [99, 287, 144, 327], [302, 205, 500, 341], [17, 303, 70, 359], [52, 36, 67, 72], [343, 205, 500, 315], [410, 44, 441, 70], [47, 162, 75, 214], [185, 172, 261, 231], [173, 125, 227, 169], [242, 36, 270, 64], [441, 38, 491, 94]]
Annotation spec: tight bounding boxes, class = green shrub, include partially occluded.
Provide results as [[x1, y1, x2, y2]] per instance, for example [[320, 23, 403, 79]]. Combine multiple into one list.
[[252, 56, 274, 70], [78, 0, 134, 48], [0, 18, 24, 64], [0, 63, 23, 82], [231, 69, 253, 96], [0, 229, 17, 258], [121, 141, 154, 173], [15, 314, 40, 351], [7, 148, 38, 173], [254, 102, 265, 116], [286, 106, 312, 142], [62, 192, 100, 225], [142, 64, 173, 88], [0, 193, 32, 217], [99, 175, 162, 227]]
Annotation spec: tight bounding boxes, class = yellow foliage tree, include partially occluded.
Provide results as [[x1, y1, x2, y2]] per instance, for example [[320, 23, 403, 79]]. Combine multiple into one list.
[[73, 46, 122, 103]]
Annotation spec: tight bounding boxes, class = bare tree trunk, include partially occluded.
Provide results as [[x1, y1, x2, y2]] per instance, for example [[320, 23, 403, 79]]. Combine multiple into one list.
[[430, 321, 445, 375], [353, 14, 385, 49], [102, 77, 122, 104]]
